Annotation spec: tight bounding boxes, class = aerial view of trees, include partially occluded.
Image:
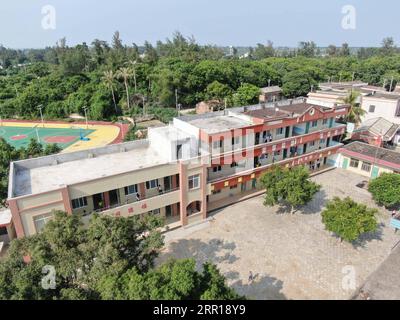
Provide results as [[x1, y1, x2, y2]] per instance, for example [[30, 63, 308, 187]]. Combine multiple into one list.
[[368, 173, 400, 209], [0, 33, 399, 123], [0, 211, 241, 300], [321, 197, 378, 243], [260, 165, 321, 213]]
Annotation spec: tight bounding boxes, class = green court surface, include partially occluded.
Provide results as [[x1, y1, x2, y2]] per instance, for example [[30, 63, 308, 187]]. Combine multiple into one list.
[[0, 125, 95, 149]]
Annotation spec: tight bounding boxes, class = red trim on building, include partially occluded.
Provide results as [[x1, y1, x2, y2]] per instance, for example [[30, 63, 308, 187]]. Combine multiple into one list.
[[339, 148, 400, 171], [211, 146, 341, 191]]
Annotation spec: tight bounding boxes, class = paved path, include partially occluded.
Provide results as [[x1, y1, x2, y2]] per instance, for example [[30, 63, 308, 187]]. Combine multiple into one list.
[[157, 169, 400, 300]]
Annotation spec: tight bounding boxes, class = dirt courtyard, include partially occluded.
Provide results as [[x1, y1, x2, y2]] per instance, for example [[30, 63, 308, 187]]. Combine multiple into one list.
[[157, 169, 400, 300]]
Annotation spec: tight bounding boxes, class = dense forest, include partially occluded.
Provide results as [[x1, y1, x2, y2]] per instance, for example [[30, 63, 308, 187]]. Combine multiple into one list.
[[0, 33, 399, 123]]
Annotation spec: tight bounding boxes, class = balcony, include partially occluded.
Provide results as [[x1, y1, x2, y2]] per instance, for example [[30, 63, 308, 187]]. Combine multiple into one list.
[[87, 187, 180, 217], [208, 142, 343, 184], [211, 124, 346, 160]]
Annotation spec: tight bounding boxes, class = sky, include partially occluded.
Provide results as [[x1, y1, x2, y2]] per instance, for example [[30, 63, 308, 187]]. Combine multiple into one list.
[[1, 0, 399, 48]]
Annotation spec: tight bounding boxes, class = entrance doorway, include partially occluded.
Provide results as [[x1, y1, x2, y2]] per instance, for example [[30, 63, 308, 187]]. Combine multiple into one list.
[[109, 189, 120, 207], [93, 193, 104, 211], [164, 176, 172, 192]]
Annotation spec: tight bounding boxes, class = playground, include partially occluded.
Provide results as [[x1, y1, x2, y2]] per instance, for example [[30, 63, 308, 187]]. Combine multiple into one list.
[[0, 120, 125, 152]]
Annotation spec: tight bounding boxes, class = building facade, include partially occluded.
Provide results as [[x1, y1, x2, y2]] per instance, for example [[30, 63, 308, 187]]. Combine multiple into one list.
[[360, 92, 400, 125], [6, 99, 349, 239], [335, 141, 400, 178]]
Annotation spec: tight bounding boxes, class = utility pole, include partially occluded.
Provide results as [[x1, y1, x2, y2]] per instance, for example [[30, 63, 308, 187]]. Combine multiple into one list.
[[83, 106, 89, 129], [175, 89, 180, 117], [37, 104, 44, 128], [268, 79, 271, 87], [370, 130, 383, 181], [35, 126, 40, 143]]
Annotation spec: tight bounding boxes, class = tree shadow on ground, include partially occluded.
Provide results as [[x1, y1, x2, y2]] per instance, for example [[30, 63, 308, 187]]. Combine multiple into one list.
[[225, 270, 287, 300], [275, 189, 328, 215], [351, 222, 385, 249], [157, 238, 238, 270]]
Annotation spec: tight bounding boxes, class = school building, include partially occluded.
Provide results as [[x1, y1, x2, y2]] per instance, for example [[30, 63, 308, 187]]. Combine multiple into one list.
[[3, 98, 349, 240], [336, 141, 400, 178]]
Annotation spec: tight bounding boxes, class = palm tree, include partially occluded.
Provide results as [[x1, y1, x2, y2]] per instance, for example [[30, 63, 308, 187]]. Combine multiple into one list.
[[102, 70, 118, 113], [117, 67, 132, 110], [340, 90, 365, 126], [127, 60, 137, 93]]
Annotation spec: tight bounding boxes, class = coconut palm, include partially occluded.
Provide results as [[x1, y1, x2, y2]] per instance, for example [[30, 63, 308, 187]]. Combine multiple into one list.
[[102, 70, 118, 113], [127, 60, 137, 93], [340, 90, 365, 126], [117, 67, 132, 110]]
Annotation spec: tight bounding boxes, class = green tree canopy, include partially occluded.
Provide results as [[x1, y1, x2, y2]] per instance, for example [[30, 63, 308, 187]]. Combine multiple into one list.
[[321, 197, 378, 242], [204, 81, 233, 102], [368, 173, 400, 208], [232, 83, 260, 106], [260, 165, 321, 213], [0, 211, 240, 300], [282, 69, 318, 97], [97, 259, 243, 300]]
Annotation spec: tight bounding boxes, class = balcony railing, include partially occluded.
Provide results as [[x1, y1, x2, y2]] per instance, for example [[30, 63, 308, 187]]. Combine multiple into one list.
[[91, 187, 180, 215], [208, 142, 343, 184], [211, 124, 346, 159]]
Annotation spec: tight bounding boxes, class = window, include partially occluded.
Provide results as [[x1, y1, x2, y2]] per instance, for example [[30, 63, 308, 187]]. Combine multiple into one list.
[[319, 139, 325, 144], [276, 127, 284, 135], [361, 162, 372, 172], [213, 140, 223, 149], [369, 105, 375, 113], [350, 158, 359, 168], [260, 153, 268, 160], [309, 141, 315, 147], [124, 184, 138, 195], [72, 197, 87, 209], [212, 189, 221, 195], [231, 136, 240, 145], [274, 150, 281, 156], [230, 185, 238, 189], [322, 119, 328, 125], [213, 165, 222, 172], [188, 174, 200, 190], [176, 144, 183, 160], [311, 120, 318, 127], [230, 162, 238, 168], [33, 213, 53, 233], [146, 179, 158, 189], [149, 208, 161, 215]]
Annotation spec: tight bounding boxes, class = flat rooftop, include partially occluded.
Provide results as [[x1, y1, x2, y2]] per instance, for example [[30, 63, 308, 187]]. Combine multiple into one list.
[[11, 141, 171, 198], [365, 92, 400, 100], [181, 99, 345, 134], [260, 86, 282, 93], [184, 114, 253, 134]]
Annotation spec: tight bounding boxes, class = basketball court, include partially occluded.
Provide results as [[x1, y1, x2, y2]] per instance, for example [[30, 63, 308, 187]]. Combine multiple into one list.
[[0, 120, 123, 152]]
